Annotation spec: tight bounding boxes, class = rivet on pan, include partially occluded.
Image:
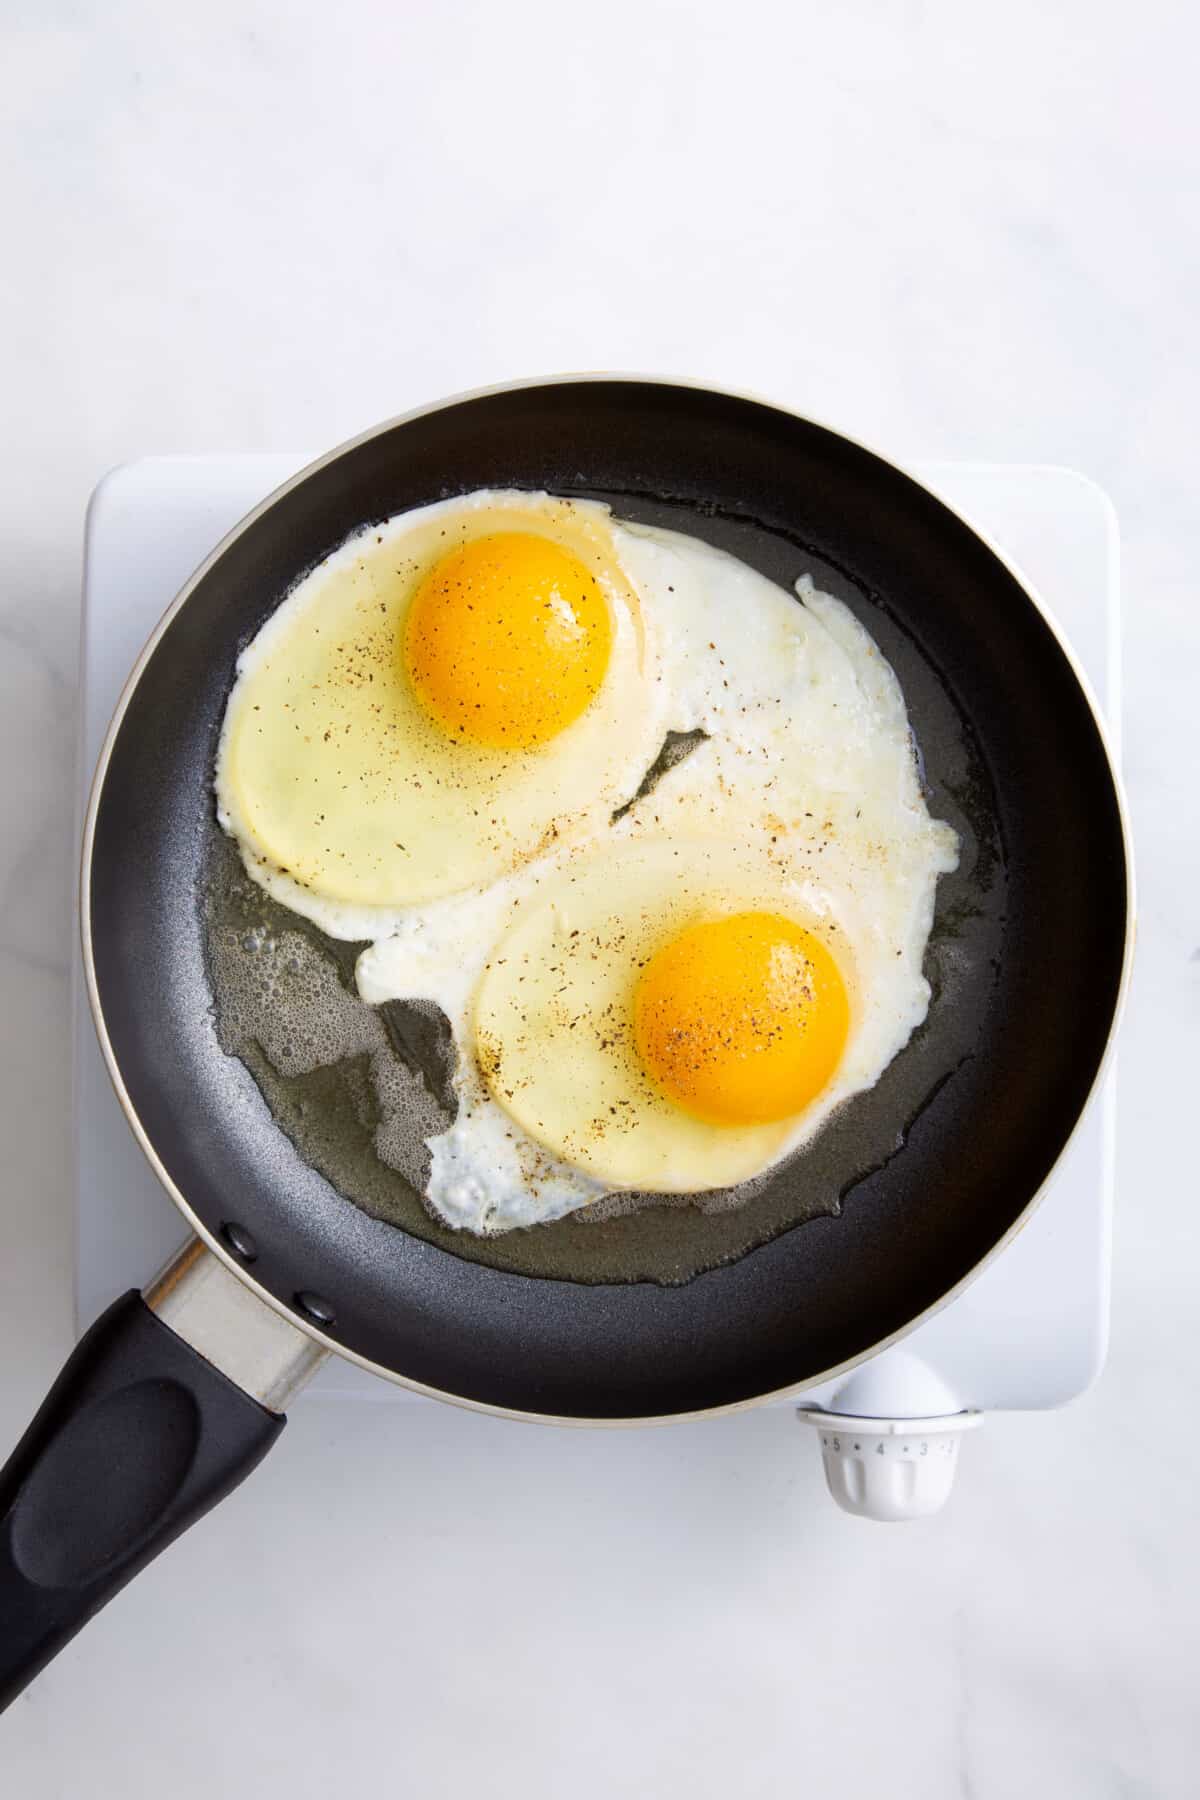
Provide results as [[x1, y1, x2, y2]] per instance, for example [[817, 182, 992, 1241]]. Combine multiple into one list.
[[295, 1291, 336, 1327], [221, 1222, 259, 1263]]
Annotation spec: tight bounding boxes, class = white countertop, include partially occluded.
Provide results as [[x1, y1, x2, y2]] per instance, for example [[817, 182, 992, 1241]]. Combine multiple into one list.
[[2, 3, 1196, 1794]]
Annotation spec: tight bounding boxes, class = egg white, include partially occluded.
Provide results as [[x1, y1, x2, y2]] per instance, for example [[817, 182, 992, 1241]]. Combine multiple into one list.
[[218, 492, 957, 1233]]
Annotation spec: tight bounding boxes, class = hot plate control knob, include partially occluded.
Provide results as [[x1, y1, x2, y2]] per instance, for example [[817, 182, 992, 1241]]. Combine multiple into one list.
[[795, 1409, 983, 1521]]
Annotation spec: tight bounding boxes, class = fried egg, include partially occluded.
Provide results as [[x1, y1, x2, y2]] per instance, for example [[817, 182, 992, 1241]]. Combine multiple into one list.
[[473, 839, 866, 1192], [216, 491, 662, 929]]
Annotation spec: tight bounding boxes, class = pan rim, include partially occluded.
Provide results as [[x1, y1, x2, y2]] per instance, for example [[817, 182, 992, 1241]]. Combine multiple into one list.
[[79, 372, 1136, 1426]]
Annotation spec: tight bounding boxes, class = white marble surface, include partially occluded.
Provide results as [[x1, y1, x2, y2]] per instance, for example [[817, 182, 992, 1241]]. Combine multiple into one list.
[[1, 3, 1196, 1794]]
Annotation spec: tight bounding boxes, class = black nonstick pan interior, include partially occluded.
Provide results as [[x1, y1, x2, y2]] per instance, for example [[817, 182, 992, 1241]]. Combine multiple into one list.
[[87, 380, 1129, 1418]]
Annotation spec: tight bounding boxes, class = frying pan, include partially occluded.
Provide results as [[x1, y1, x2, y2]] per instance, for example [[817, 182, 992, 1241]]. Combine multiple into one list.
[[0, 378, 1131, 1707]]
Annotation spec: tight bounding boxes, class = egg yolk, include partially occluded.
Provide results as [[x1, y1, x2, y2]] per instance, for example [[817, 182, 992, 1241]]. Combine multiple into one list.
[[632, 911, 850, 1126], [403, 532, 613, 750]]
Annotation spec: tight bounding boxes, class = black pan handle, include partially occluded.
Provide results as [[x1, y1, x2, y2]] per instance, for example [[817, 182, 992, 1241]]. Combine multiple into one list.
[[0, 1287, 286, 1712]]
